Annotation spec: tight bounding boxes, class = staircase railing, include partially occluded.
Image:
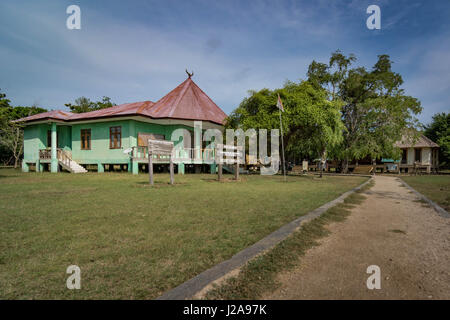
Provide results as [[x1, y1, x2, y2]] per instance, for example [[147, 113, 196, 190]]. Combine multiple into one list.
[[57, 149, 71, 168]]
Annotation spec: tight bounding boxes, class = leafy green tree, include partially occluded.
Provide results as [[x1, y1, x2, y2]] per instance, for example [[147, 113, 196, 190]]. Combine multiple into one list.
[[0, 89, 11, 109], [0, 89, 47, 166], [65, 96, 116, 113], [226, 81, 344, 176], [307, 51, 422, 172], [424, 113, 450, 168]]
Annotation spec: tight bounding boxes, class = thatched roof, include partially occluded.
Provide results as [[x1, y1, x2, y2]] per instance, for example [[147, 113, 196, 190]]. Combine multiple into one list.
[[395, 134, 439, 148]]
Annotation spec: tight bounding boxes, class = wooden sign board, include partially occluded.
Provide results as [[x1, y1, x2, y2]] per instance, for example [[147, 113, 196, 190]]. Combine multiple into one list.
[[215, 144, 244, 181], [149, 139, 174, 155], [148, 139, 174, 186], [138, 133, 165, 146]]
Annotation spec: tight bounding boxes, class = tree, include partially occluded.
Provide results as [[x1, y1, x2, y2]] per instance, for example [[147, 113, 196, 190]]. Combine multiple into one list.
[[307, 51, 422, 172], [0, 89, 11, 109], [0, 89, 47, 166], [226, 81, 344, 176], [0, 121, 24, 168], [65, 96, 116, 113], [424, 113, 450, 169]]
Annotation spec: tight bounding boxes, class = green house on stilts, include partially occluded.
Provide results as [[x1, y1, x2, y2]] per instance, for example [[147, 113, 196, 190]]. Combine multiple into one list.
[[16, 75, 227, 174]]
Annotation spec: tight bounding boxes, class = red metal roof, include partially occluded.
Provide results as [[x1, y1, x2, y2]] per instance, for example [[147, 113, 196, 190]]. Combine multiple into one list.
[[68, 101, 154, 120], [14, 110, 73, 122], [16, 78, 227, 125], [145, 78, 227, 125]]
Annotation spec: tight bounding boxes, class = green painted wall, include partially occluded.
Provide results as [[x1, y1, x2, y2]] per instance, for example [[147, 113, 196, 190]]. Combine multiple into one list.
[[57, 126, 72, 151], [71, 120, 131, 164], [23, 119, 197, 166], [23, 125, 46, 162], [70, 120, 193, 164], [23, 124, 72, 162]]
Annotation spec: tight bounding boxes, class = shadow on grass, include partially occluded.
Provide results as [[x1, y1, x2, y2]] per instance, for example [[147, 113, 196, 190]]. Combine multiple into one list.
[[201, 177, 246, 183], [0, 175, 20, 179], [134, 181, 189, 188]]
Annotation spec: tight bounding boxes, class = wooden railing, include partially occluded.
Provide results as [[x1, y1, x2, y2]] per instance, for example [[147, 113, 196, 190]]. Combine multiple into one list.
[[131, 146, 215, 162], [39, 148, 72, 168], [57, 149, 71, 168], [39, 149, 52, 160], [131, 146, 148, 160]]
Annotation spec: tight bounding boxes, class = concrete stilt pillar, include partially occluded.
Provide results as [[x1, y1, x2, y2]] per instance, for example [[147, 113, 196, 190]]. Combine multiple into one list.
[[132, 161, 139, 175], [98, 163, 104, 173], [22, 161, 29, 172], [178, 163, 185, 174], [50, 122, 58, 173]]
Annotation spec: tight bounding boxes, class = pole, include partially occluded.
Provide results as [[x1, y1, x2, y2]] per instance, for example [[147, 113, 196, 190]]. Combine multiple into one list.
[[279, 108, 286, 181], [170, 156, 174, 185], [148, 151, 153, 186]]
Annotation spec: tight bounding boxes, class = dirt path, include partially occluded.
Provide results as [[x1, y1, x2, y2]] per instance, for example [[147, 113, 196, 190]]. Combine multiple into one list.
[[263, 176, 450, 300]]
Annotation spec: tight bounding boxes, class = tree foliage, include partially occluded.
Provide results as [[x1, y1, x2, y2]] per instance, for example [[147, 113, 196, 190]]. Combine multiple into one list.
[[226, 81, 344, 162], [227, 51, 422, 173], [0, 89, 47, 166], [307, 51, 422, 171], [65, 96, 116, 113], [424, 113, 450, 168]]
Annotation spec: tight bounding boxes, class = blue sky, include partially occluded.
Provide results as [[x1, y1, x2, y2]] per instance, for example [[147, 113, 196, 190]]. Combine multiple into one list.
[[0, 0, 449, 124]]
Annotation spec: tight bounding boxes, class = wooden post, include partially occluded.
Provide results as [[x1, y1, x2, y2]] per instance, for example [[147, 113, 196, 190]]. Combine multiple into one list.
[[169, 157, 174, 185], [216, 144, 222, 181], [148, 151, 153, 186]]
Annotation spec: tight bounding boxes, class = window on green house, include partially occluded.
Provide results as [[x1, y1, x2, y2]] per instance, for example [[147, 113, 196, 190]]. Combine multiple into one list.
[[81, 129, 91, 150], [110, 126, 121, 149]]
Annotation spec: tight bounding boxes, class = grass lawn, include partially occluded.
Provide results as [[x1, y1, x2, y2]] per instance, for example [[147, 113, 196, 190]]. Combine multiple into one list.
[[0, 169, 366, 299], [401, 175, 450, 211]]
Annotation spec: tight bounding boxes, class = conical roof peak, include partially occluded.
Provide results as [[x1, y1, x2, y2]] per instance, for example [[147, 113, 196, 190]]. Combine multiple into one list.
[[147, 77, 227, 125]]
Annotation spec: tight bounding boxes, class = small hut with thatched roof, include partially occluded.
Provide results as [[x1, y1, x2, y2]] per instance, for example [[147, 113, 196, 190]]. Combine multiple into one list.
[[394, 134, 440, 173]]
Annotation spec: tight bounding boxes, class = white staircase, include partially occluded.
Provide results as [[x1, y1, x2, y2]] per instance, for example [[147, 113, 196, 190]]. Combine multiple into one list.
[[57, 149, 87, 173], [62, 161, 88, 173]]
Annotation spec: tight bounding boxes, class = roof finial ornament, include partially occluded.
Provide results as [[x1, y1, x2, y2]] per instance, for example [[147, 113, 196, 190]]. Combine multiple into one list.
[[185, 69, 194, 79]]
